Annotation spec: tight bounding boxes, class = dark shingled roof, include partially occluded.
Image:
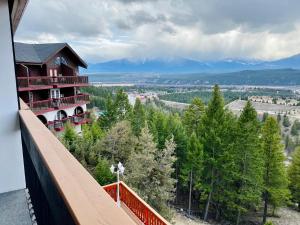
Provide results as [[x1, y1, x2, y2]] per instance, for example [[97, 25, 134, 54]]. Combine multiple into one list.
[[14, 42, 87, 68]]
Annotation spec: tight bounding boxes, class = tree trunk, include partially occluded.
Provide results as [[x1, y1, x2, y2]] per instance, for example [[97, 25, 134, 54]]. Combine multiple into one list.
[[188, 169, 193, 216], [204, 189, 212, 221], [262, 192, 269, 224], [236, 209, 241, 225]]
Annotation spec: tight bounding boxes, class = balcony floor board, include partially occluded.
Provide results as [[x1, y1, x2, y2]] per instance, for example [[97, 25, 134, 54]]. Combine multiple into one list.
[[0, 189, 32, 225]]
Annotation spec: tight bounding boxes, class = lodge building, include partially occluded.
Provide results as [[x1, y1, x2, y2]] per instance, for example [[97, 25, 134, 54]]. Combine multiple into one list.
[[14, 42, 90, 132]]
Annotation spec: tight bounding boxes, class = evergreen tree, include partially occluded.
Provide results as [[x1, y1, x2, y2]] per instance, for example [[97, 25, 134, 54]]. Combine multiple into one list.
[[283, 115, 291, 127], [200, 85, 236, 221], [291, 120, 300, 136], [94, 158, 116, 185], [99, 95, 116, 129], [233, 101, 263, 224], [183, 97, 204, 135], [96, 121, 136, 165], [277, 114, 281, 123], [152, 136, 177, 219], [262, 112, 269, 122], [126, 129, 177, 220], [166, 114, 188, 182], [125, 126, 157, 200], [288, 147, 300, 211], [114, 89, 132, 121], [181, 132, 203, 215], [62, 122, 78, 152], [261, 117, 289, 224], [131, 98, 146, 136], [154, 111, 168, 149]]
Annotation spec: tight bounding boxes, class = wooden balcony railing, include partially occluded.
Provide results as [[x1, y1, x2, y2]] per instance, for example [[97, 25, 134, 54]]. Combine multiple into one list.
[[47, 112, 91, 131], [17, 76, 89, 89], [30, 99, 52, 112], [28, 94, 90, 113], [55, 94, 90, 108], [19, 100, 136, 225], [103, 182, 170, 225]]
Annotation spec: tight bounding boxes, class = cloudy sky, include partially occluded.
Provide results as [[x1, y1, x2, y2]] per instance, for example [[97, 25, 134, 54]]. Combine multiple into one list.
[[15, 0, 300, 63]]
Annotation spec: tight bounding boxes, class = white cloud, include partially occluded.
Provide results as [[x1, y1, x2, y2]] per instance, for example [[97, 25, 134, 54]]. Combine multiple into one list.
[[15, 0, 300, 62]]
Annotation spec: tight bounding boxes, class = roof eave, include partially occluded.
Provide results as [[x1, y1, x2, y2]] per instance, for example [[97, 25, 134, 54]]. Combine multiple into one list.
[[9, 0, 28, 34], [44, 44, 88, 69], [16, 61, 43, 66]]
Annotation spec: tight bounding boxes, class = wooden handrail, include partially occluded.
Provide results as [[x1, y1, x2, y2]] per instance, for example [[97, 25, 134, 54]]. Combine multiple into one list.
[[17, 76, 88, 88], [103, 181, 171, 225], [19, 99, 136, 225]]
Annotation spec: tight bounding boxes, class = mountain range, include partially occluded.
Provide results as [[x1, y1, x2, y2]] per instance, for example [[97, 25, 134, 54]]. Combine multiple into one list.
[[82, 53, 300, 74]]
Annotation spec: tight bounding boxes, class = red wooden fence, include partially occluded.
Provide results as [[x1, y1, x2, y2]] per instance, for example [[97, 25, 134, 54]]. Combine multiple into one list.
[[17, 76, 88, 88], [103, 182, 170, 225]]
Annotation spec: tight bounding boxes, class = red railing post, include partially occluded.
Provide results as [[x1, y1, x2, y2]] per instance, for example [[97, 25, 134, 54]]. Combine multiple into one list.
[[103, 182, 170, 225]]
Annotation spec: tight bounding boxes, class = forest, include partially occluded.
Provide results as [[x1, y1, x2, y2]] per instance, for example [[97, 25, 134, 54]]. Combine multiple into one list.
[[62, 85, 300, 225]]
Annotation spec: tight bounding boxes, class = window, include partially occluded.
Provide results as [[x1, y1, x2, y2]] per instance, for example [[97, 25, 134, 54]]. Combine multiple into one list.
[[50, 89, 60, 99]]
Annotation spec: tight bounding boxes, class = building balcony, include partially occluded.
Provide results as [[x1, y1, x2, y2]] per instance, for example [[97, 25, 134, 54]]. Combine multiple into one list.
[[104, 182, 170, 225], [47, 112, 91, 131], [17, 76, 89, 91], [27, 94, 90, 114]]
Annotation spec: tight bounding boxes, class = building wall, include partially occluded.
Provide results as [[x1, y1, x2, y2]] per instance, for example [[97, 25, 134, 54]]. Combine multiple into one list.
[[42, 104, 87, 122], [46, 49, 79, 76], [0, 0, 26, 193]]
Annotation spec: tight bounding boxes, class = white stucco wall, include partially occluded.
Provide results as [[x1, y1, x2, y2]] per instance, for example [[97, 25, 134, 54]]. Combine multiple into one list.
[[42, 104, 87, 122], [0, 0, 26, 193]]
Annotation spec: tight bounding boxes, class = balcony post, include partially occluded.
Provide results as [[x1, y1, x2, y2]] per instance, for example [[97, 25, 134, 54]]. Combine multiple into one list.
[[117, 170, 120, 207]]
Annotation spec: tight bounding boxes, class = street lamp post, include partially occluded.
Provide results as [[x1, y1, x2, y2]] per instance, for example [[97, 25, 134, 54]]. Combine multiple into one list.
[[110, 162, 125, 208]]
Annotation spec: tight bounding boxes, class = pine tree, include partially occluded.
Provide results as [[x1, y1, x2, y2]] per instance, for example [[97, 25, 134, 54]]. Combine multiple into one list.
[[261, 117, 289, 224], [200, 85, 236, 221], [262, 112, 269, 122], [131, 98, 146, 136], [291, 120, 300, 136], [288, 147, 300, 211], [125, 126, 157, 200], [165, 114, 188, 186], [126, 129, 177, 220], [154, 111, 168, 149], [233, 101, 263, 224], [152, 136, 177, 219], [96, 121, 136, 165], [99, 95, 116, 129], [62, 122, 78, 152], [283, 115, 291, 127], [181, 132, 203, 215], [94, 158, 116, 185], [183, 97, 204, 135], [114, 89, 132, 121]]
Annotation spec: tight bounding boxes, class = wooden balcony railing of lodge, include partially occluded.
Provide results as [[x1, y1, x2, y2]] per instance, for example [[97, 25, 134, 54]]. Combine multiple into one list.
[[47, 112, 91, 131], [27, 94, 90, 113], [103, 182, 170, 225], [17, 76, 89, 89], [19, 100, 137, 225]]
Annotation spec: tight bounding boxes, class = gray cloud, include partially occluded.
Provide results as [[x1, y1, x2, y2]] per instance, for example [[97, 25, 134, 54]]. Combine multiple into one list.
[[15, 0, 300, 62]]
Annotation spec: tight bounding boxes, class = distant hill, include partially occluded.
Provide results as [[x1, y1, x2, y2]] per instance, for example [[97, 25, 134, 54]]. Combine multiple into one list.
[[82, 54, 300, 74], [86, 69, 300, 86]]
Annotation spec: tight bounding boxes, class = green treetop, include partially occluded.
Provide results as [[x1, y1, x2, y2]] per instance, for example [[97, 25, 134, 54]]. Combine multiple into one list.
[[183, 97, 204, 135], [233, 101, 264, 224], [131, 98, 146, 136], [261, 117, 289, 224]]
